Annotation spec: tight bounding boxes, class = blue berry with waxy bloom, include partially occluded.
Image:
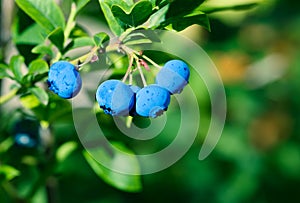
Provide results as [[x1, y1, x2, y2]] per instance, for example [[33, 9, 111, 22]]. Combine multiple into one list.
[[96, 80, 135, 116], [136, 84, 171, 118], [129, 85, 141, 116], [155, 59, 190, 94], [47, 61, 82, 99]]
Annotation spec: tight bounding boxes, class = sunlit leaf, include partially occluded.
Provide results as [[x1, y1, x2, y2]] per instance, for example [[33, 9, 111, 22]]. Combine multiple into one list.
[[28, 59, 49, 75], [15, 0, 65, 33], [145, 4, 169, 29], [32, 44, 54, 57], [56, 142, 78, 162], [9, 55, 24, 82], [0, 64, 10, 79], [29, 87, 49, 106], [112, 0, 153, 27], [0, 165, 20, 181], [48, 27, 65, 51], [93, 32, 110, 47], [98, 0, 124, 36], [83, 142, 142, 192]]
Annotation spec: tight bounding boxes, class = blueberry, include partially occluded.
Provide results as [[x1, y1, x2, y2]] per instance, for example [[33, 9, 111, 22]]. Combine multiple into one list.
[[136, 84, 170, 118], [155, 59, 190, 94], [14, 133, 37, 148], [47, 61, 82, 99], [96, 80, 135, 116], [129, 85, 141, 116], [12, 118, 40, 148], [129, 85, 141, 93]]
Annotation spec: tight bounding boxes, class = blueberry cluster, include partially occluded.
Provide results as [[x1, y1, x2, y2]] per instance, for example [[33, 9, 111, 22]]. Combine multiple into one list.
[[96, 59, 190, 118], [47, 59, 190, 118]]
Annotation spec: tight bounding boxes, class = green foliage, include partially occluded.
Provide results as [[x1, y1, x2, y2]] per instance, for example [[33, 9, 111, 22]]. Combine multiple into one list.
[[0, 0, 267, 202]]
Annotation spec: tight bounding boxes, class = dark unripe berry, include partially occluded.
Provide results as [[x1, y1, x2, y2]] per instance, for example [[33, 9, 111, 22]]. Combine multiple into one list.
[[13, 118, 40, 148], [156, 59, 190, 94], [136, 84, 170, 118], [47, 61, 82, 99], [96, 80, 134, 116]]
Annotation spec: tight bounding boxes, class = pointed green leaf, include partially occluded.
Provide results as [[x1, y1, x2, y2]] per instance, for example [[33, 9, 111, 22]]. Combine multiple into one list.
[[198, 2, 259, 14], [83, 142, 142, 192], [112, 0, 153, 27], [0, 64, 10, 79], [145, 4, 169, 29], [93, 32, 110, 47], [15, 0, 65, 33], [56, 141, 78, 162], [174, 11, 210, 31], [9, 55, 24, 82], [98, 0, 124, 36], [75, 0, 91, 14], [64, 37, 95, 54], [14, 23, 46, 45], [0, 165, 20, 181], [28, 59, 49, 75], [48, 27, 65, 51], [32, 44, 54, 57], [29, 87, 49, 106]]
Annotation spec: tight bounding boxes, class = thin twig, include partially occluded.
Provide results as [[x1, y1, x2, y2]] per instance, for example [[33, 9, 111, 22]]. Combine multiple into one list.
[[134, 55, 147, 87], [122, 54, 134, 83]]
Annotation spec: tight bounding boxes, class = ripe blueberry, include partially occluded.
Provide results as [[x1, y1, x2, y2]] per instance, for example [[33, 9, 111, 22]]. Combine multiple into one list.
[[136, 84, 170, 118], [96, 80, 134, 116], [47, 61, 82, 99], [155, 59, 190, 94], [129, 85, 141, 116]]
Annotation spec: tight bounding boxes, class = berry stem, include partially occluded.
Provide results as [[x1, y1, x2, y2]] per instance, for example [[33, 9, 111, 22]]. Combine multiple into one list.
[[70, 46, 99, 69], [129, 71, 133, 85], [122, 54, 134, 83], [134, 55, 147, 87], [141, 55, 162, 69], [0, 88, 18, 105], [121, 45, 162, 69]]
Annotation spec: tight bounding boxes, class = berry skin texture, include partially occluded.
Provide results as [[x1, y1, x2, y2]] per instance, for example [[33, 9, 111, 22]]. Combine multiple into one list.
[[129, 85, 141, 116], [136, 84, 171, 118], [96, 80, 135, 116], [47, 61, 82, 99], [156, 59, 190, 94]]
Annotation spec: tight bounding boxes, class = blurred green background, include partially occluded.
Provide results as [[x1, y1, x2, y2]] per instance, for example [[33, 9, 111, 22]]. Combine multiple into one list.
[[1, 0, 300, 202]]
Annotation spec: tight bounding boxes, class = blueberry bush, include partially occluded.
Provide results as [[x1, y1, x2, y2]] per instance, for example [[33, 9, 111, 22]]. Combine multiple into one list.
[[3, 0, 300, 202]]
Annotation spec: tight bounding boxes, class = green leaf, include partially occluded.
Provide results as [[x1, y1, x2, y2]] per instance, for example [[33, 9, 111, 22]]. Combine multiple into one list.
[[166, 0, 206, 18], [14, 23, 46, 45], [0, 64, 10, 79], [145, 4, 169, 29], [15, 0, 65, 33], [93, 32, 110, 47], [111, 0, 153, 27], [64, 37, 95, 54], [172, 11, 210, 31], [0, 165, 20, 181], [48, 27, 65, 51], [56, 141, 78, 162], [29, 87, 49, 106], [28, 59, 49, 75], [75, 0, 91, 14], [98, 0, 124, 36], [32, 44, 54, 57], [9, 55, 24, 82], [83, 142, 142, 192], [198, 2, 259, 14], [20, 93, 41, 109]]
